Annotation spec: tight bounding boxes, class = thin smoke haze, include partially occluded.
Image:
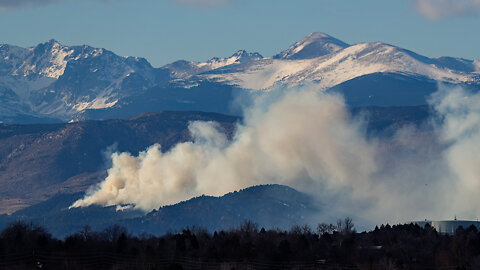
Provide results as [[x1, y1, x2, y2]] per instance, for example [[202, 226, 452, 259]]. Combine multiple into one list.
[[413, 0, 480, 20], [72, 85, 480, 225]]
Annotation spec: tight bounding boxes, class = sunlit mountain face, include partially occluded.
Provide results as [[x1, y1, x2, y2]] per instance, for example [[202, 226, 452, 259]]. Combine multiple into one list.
[[1, 33, 478, 124]]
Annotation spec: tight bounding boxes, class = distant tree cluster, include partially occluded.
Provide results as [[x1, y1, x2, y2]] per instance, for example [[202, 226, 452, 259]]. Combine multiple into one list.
[[1, 218, 480, 269]]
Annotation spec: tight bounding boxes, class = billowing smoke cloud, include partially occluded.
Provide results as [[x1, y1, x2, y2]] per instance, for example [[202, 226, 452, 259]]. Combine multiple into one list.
[[413, 0, 480, 20], [72, 85, 480, 225], [72, 90, 378, 212]]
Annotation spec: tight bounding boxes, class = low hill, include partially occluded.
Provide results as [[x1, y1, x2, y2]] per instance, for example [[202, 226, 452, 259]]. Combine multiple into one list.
[[0, 184, 319, 238]]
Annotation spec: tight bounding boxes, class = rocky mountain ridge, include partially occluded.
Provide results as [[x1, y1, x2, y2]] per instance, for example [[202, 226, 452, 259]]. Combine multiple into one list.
[[1, 33, 478, 123]]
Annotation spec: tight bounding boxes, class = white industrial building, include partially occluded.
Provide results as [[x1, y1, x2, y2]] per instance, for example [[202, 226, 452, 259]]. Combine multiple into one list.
[[412, 219, 480, 235]]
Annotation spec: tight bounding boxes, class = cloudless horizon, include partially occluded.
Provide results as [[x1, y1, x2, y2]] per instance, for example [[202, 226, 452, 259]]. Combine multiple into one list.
[[0, 0, 479, 67]]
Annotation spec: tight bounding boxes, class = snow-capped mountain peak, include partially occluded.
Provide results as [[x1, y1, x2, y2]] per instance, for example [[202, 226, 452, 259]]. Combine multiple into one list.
[[273, 32, 349, 60], [1, 40, 118, 79], [45, 38, 61, 47], [30, 39, 75, 78], [201, 49, 263, 68], [5, 39, 76, 78], [203, 38, 478, 90], [230, 49, 263, 62], [164, 49, 263, 78]]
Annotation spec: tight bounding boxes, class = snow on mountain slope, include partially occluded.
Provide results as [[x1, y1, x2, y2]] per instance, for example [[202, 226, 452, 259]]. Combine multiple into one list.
[[31, 51, 159, 116], [198, 50, 263, 69], [203, 40, 478, 90], [0, 40, 166, 121], [1, 33, 479, 123], [15, 40, 74, 78], [164, 50, 263, 78], [2, 39, 106, 79], [273, 32, 349, 60]]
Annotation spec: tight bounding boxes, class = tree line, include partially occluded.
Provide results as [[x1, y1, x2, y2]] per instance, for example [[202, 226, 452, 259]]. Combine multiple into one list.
[[1, 218, 480, 269]]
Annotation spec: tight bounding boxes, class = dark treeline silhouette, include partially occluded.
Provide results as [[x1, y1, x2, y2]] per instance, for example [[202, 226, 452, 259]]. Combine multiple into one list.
[[1, 218, 480, 269]]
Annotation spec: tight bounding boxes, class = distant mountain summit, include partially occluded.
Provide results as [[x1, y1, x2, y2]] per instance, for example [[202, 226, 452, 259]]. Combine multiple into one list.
[[231, 49, 263, 62], [273, 32, 349, 60], [0, 39, 164, 122]]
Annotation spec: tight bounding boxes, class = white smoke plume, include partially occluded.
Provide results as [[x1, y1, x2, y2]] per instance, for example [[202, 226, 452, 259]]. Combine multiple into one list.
[[429, 86, 480, 218], [72, 85, 480, 225], [72, 90, 377, 212]]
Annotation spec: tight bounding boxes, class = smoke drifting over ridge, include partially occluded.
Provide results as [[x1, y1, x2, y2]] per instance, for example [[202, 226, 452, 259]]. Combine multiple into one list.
[[72, 86, 480, 225], [430, 86, 480, 217], [72, 90, 377, 212], [413, 0, 480, 20]]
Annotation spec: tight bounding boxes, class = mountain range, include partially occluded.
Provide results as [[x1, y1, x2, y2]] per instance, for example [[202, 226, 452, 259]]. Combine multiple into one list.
[[1, 32, 479, 123]]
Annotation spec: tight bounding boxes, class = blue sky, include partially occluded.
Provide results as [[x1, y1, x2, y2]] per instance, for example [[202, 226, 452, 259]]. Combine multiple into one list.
[[0, 0, 479, 67]]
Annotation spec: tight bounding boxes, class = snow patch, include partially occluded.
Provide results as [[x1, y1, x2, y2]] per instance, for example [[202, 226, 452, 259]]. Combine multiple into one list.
[[166, 50, 263, 78], [274, 32, 349, 60], [73, 96, 118, 112], [40, 47, 75, 78]]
